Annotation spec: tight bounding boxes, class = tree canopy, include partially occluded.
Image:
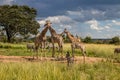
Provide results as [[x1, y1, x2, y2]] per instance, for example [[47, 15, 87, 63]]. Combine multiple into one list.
[[0, 5, 40, 42], [84, 36, 92, 43], [111, 36, 120, 44]]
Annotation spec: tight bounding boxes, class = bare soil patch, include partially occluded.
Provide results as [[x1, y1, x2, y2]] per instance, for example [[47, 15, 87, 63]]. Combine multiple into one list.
[[0, 55, 105, 63]]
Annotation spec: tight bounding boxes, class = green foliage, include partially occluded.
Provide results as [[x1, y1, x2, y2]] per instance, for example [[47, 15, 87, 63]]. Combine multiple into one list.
[[0, 5, 40, 42], [111, 36, 120, 44], [0, 36, 7, 42], [84, 36, 92, 43]]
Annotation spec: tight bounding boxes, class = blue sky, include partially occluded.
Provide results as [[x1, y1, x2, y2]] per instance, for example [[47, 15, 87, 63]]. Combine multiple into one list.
[[1, 0, 120, 38]]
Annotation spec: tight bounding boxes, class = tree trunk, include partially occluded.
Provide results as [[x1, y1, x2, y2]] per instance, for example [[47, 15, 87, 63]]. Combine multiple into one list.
[[5, 26, 12, 43], [7, 34, 11, 43]]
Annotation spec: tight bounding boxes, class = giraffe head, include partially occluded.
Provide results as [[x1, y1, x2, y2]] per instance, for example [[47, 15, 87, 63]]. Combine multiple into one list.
[[63, 28, 69, 34], [44, 20, 52, 27], [63, 28, 74, 37]]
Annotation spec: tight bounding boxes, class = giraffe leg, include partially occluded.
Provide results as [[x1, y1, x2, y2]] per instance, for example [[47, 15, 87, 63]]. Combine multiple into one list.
[[83, 51, 85, 64], [52, 43, 55, 57], [36, 48, 39, 59], [36, 53, 38, 59], [34, 49, 38, 59], [71, 45, 74, 57], [32, 48, 35, 59], [33, 54, 35, 59], [61, 45, 63, 57], [82, 50, 86, 72], [33, 46, 37, 59], [36, 45, 39, 59], [58, 43, 63, 58], [43, 42, 46, 57]]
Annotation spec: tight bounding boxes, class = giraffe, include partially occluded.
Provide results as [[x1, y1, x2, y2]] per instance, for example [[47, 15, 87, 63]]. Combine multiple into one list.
[[63, 28, 86, 57], [45, 20, 63, 57], [34, 22, 49, 59]]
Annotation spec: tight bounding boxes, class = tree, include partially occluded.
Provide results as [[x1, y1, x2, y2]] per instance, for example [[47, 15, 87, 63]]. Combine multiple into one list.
[[0, 5, 40, 42], [111, 36, 120, 44], [84, 36, 92, 43]]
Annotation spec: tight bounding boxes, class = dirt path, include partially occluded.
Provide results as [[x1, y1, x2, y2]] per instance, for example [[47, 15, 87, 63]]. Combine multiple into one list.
[[0, 55, 105, 63]]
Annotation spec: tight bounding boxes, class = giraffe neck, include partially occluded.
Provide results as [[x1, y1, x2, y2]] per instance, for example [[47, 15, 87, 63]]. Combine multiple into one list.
[[40, 26, 49, 37], [49, 26, 57, 36], [66, 32, 75, 43]]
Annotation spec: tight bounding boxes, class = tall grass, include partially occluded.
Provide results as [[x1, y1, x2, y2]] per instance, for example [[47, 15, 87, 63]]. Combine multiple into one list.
[[0, 61, 120, 80], [0, 42, 25, 49], [62, 43, 120, 58], [0, 43, 120, 80], [0, 42, 31, 56], [0, 42, 120, 58], [86, 44, 115, 57]]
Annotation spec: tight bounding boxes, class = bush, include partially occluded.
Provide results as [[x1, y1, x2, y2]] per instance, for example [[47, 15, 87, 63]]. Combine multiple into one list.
[[111, 36, 120, 45], [84, 36, 92, 43], [0, 36, 7, 42]]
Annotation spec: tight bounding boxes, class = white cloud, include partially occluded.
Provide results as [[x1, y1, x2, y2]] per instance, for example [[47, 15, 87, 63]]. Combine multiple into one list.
[[105, 26, 110, 29], [91, 10, 99, 15], [37, 15, 75, 30], [107, 23, 113, 27], [66, 9, 105, 22], [112, 20, 116, 23], [67, 9, 104, 16], [60, 24, 72, 29], [67, 11, 82, 15], [37, 15, 75, 34], [0, 0, 14, 5], [38, 15, 74, 25], [67, 11, 84, 18], [112, 20, 120, 25], [86, 19, 104, 31], [38, 20, 45, 25], [58, 28, 62, 31], [91, 9, 105, 15]]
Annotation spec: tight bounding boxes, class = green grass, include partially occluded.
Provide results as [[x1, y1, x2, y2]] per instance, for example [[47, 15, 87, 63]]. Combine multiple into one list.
[[0, 43, 120, 80], [0, 62, 120, 80], [86, 44, 115, 57], [0, 42, 120, 58], [0, 42, 32, 56]]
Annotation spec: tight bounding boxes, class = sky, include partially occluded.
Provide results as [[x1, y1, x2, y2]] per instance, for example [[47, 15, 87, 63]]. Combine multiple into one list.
[[1, 0, 120, 38]]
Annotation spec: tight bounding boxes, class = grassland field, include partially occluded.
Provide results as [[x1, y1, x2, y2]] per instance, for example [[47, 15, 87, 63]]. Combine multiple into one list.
[[0, 42, 119, 58], [0, 42, 120, 80]]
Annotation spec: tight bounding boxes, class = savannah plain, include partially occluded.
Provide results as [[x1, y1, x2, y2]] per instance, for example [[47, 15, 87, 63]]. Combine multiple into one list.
[[0, 42, 120, 80]]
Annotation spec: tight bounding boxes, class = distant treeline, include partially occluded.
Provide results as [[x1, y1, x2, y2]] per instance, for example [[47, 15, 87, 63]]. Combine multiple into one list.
[[89, 38, 112, 44], [83, 36, 120, 45], [1, 34, 120, 45]]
